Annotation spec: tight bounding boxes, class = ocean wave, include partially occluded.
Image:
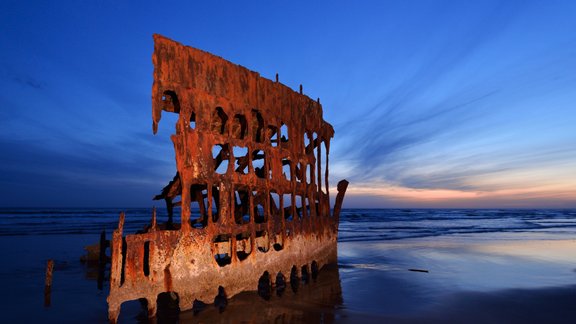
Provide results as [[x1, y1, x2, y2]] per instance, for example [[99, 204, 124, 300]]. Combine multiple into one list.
[[0, 208, 575, 240]]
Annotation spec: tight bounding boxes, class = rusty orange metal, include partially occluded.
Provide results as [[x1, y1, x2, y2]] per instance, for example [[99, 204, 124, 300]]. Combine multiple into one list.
[[107, 34, 348, 322]]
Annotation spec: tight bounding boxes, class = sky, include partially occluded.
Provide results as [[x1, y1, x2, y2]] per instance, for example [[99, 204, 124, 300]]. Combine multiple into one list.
[[1, 0, 575, 208]]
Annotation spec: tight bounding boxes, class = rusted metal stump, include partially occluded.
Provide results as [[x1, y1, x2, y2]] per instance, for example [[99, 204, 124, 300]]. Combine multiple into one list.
[[107, 34, 349, 323], [44, 259, 54, 307]]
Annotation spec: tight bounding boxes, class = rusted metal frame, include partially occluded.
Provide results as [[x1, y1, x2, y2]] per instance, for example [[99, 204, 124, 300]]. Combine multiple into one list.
[[317, 138, 322, 197], [109, 212, 125, 289], [109, 35, 346, 323]]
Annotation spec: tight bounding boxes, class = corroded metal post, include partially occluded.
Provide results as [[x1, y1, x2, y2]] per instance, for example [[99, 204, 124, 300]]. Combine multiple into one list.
[[44, 259, 54, 307]]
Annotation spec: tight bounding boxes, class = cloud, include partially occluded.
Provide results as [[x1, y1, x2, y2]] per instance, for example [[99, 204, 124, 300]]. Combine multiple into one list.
[[332, 2, 521, 184], [0, 131, 176, 207], [328, 3, 576, 207], [12, 75, 45, 89], [341, 90, 499, 179]]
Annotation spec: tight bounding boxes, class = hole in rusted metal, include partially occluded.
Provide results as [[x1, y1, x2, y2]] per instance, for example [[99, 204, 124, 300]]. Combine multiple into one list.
[[213, 234, 230, 242], [200, 187, 209, 225], [236, 232, 251, 261], [324, 141, 329, 191], [157, 292, 180, 322], [190, 184, 209, 228], [120, 237, 127, 286], [312, 132, 319, 174], [295, 195, 303, 219], [143, 241, 150, 277], [210, 186, 220, 223], [189, 111, 196, 129], [256, 230, 269, 252], [161, 90, 181, 113], [280, 123, 289, 145], [253, 191, 266, 224], [283, 193, 292, 222], [215, 253, 231, 267], [116, 299, 147, 323], [304, 131, 311, 152], [234, 187, 250, 224], [270, 191, 280, 216], [268, 125, 278, 147], [158, 111, 179, 139], [232, 114, 247, 139], [273, 241, 283, 252], [282, 157, 291, 181], [213, 234, 232, 267], [252, 149, 266, 179], [213, 144, 230, 174], [190, 199, 204, 228], [295, 162, 304, 183], [212, 107, 228, 135], [233, 146, 249, 175], [251, 110, 264, 143], [304, 196, 311, 218]]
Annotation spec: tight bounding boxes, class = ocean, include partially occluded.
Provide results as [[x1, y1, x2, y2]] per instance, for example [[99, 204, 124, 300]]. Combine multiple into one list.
[[1, 208, 575, 323], [3, 208, 575, 239]]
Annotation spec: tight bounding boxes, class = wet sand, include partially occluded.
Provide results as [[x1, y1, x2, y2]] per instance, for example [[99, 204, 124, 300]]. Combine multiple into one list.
[[1, 233, 575, 323], [337, 234, 576, 323]]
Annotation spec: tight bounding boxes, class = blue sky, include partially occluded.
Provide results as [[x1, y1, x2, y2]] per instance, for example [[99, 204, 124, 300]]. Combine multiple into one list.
[[1, 0, 575, 208]]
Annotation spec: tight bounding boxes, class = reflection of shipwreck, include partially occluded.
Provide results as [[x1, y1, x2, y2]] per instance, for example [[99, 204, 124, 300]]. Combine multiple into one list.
[[107, 34, 348, 322]]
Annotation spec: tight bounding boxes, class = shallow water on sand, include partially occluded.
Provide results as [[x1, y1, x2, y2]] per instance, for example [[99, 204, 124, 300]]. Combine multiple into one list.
[[0, 208, 575, 323]]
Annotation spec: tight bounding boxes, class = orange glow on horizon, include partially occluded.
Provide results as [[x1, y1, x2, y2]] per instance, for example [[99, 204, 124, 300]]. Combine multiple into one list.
[[336, 181, 576, 207], [346, 185, 479, 200]]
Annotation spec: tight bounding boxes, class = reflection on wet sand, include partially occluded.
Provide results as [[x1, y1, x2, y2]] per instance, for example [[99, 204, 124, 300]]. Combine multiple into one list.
[[115, 264, 343, 323], [80, 246, 344, 323]]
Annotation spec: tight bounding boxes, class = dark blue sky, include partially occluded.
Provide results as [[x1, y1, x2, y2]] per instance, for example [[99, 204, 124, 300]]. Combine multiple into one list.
[[1, 0, 575, 208]]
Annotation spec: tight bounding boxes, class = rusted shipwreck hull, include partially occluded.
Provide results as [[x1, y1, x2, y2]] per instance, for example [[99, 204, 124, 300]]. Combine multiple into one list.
[[107, 34, 348, 322]]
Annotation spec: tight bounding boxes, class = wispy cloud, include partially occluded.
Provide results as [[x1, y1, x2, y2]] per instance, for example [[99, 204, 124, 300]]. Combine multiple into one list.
[[329, 2, 576, 207], [12, 75, 45, 89], [1, 0, 575, 208]]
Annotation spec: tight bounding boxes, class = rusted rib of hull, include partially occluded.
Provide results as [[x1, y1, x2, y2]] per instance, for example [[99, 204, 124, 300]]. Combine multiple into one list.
[[107, 34, 348, 322]]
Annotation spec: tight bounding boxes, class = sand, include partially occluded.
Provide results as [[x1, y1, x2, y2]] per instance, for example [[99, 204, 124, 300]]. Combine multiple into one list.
[[1, 233, 575, 323]]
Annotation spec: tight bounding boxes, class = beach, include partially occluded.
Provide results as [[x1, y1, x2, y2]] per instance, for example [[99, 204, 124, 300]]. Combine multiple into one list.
[[0, 208, 575, 323], [338, 235, 576, 323]]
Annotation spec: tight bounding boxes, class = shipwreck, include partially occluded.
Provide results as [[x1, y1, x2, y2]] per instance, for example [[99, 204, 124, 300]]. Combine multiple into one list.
[[107, 34, 349, 322]]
